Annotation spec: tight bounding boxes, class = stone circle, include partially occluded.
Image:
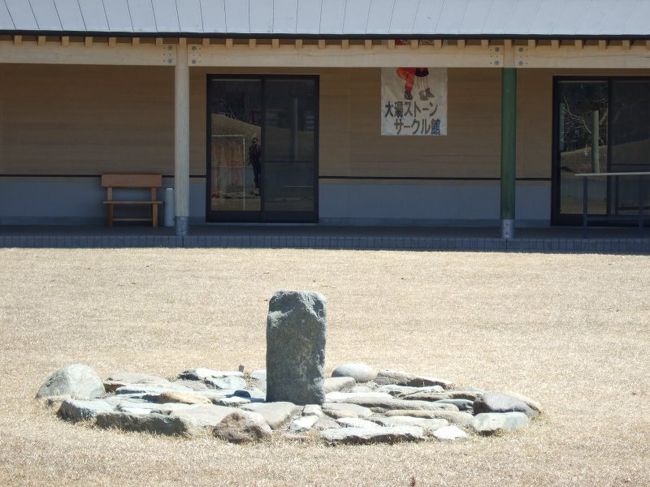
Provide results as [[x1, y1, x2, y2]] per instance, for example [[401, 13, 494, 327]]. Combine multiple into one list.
[[37, 361, 542, 445], [36, 291, 542, 445]]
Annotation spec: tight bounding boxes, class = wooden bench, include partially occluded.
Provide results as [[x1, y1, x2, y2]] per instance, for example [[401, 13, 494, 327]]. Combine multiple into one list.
[[101, 174, 162, 227]]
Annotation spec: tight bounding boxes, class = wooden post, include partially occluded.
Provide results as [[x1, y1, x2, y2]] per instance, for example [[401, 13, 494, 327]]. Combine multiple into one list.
[[174, 42, 190, 236], [500, 68, 517, 239]]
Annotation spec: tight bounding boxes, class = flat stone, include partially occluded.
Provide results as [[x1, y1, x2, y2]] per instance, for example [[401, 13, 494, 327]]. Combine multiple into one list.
[[116, 406, 152, 415], [433, 425, 468, 441], [321, 426, 425, 445], [322, 402, 373, 419], [104, 372, 171, 392], [325, 393, 459, 412], [336, 417, 378, 428], [374, 416, 448, 433], [204, 376, 247, 390], [348, 384, 377, 393], [36, 364, 105, 400], [144, 391, 213, 405], [173, 379, 210, 391], [213, 411, 272, 443], [473, 393, 538, 418], [103, 395, 152, 410], [324, 377, 356, 394], [151, 403, 198, 414], [400, 392, 450, 401], [400, 389, 482, 401], [289, 415, 320, 433], [178, 368, 244, 381], [313, 416, 340, 431], [115, 384, 193, 395], [331, 363, 377, 383], [58, 399, 113, 422], [96, 411, 192, 436], [302, 404, 324, 417], [503, 391, 543, 415], [212, 396, 250, 407], [375, 370, 454, 389], [384, 409, 474, 426], [241, 402, 301, 429], [170, 404, 241, 429], [326, 391, 393, 402], [434, 399, 474, 412], [266, 290, 327, 405], [380, 385, 445, 397], [471, 412, 530, 435]]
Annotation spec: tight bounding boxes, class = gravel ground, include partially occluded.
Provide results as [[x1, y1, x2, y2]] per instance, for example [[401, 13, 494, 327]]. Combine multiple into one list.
[[0, 248, 648, 486]]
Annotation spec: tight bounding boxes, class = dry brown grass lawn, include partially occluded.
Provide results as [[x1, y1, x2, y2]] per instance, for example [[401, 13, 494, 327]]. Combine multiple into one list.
[[0, 248, 649, 486]]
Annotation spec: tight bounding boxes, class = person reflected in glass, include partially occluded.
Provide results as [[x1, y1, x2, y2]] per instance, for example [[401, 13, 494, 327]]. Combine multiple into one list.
[[249, 136, 262, 196]]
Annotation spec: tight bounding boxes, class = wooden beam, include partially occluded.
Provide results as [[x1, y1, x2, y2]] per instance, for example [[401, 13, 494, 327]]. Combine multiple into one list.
[[178, 37, 187, 47], [341, 39, 350, 49], [84, 36, 93, 47], [186, 44, 504, 68], [37, 36, 46, 46], [0, 42, 175, 65], [318, 39, 326, 49], [13, 35, 22, 45], [481, 39, 490, 48], [599, 40, 608, 49], [504, 39, 513, 49], [410, 39, 419, 49], [294, 39, 303, 49], [511, 44, 650, 68], [528, 39, 537, 48], [622, 40, 631, 49], [457, 39, 466, 48], [61, 36, 69, 46], [364, 39, 372, 49], [155, 37, 163, 46], [248, 38, 256, 48], [203, 38, 211, 47], [108, 37, 117, 47], [575, 39, 584, 49], [551, 39, 560, 49], [271, 38, 280, 49], [387, 39, 395, 49], [434, 39, 442, 49], [132, 37, 140, 46]]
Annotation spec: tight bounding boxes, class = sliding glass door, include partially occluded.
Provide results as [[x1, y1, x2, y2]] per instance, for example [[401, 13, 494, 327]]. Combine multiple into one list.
[[553, 77, 650, 224], [207, 76, 318, 222]]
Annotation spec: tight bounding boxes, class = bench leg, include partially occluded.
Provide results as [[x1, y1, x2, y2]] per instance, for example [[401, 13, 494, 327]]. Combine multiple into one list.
[[152, 204, 159, 228], [107, 204, 114, 227]]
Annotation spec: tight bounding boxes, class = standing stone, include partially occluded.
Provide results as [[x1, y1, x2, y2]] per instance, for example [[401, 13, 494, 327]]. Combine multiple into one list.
[[266, 291, 327, 405]]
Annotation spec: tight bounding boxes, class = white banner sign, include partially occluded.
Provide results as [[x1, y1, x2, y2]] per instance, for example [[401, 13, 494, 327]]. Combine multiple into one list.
[[381, 68, 447, 136]]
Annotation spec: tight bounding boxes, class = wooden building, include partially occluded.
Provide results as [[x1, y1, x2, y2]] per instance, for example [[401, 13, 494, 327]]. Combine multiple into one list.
[[1, 0, 649, 238]]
